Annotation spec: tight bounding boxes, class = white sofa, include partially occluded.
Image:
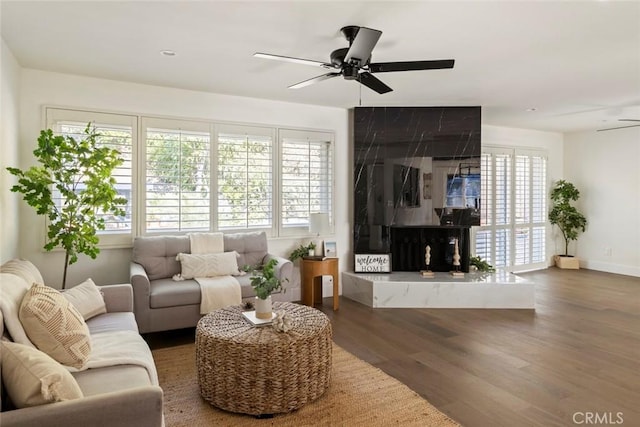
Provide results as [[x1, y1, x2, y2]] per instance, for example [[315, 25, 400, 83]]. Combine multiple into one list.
[[0, 259, 163, 427]]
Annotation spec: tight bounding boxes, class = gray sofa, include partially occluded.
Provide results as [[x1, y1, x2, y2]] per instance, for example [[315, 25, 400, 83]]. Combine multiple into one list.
[[130, 231, 294, 333], [0, 259, 163, 427]]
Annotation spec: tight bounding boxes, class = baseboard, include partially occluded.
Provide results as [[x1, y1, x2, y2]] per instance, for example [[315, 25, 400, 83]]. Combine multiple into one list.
[[580, 260, 640, 278]]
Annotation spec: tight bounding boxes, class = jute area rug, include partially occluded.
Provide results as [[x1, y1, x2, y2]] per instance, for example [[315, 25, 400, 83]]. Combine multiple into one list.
[[153, 342, 459, 426]]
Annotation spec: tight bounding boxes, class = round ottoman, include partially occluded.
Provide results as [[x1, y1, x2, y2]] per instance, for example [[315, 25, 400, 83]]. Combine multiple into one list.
[[196, 302, 332, 415]]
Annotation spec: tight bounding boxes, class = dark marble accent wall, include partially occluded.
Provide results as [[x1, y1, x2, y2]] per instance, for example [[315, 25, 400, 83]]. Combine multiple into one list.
[[353, 106, 481, 261]]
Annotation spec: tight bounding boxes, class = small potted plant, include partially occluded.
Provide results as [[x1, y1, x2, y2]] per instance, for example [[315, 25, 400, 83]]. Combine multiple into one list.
[[548, 180, 587, 269], [250, 259, 285, 319], [288, 242, 316, 262]]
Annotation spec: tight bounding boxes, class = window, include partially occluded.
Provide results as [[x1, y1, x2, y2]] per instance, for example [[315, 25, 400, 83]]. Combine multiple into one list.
[[279, 129, 333, 235], [46, 108, 136, 247], [142, 118, 211, 233], [216, 125, 274, 231], [45, 108, 335, 242], [474, 147, 547, 271]]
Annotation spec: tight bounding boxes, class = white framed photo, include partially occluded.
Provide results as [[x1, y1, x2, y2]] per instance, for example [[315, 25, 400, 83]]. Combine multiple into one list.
[[323, 240, 337, 257]]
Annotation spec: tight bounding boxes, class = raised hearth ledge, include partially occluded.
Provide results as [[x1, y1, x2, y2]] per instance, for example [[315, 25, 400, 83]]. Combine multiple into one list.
[[342, 270, 534, 309]]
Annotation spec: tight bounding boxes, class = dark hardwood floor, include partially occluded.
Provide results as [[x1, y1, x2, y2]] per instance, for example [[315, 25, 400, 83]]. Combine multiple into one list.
[[146, 267, 639, 426], [317, 268, 640, 427]]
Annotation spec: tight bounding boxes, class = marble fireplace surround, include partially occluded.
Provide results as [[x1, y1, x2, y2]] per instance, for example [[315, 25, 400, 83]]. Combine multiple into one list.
[[342, 270, 535, 309]]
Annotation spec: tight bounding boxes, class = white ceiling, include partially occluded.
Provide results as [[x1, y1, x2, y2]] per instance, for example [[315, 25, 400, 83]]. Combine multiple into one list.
[[2, 1, 639, 133]]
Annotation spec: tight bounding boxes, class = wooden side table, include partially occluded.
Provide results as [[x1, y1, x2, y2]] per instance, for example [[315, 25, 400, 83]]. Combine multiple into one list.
[[300, 257, 339, 310]]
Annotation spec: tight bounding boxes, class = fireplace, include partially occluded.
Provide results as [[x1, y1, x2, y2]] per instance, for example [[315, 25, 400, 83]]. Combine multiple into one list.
[[390, 225, 470, 272]]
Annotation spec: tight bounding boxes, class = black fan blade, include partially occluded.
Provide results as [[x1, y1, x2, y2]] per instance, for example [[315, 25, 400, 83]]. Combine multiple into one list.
[[358, 72, 392, 94], [344, 27, 382, 67], [254, 52, 334, 69], [618, 119, 640, 122], [369, 59, 455, 73], [289, 72, 341, 89]]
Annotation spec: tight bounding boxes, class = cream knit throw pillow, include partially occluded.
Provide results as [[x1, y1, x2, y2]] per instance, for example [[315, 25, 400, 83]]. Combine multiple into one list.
[[1, 341, 83, 408], [19, 283, 92, 369]]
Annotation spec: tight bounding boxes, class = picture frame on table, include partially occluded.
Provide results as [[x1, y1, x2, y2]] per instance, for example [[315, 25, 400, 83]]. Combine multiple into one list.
[[323, 240, 337, 258]]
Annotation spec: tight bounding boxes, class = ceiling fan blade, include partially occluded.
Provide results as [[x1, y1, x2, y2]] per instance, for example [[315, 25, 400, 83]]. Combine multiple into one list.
[[254, 52, 333, 69], [597, 124, 640, 132], [344, 27, 382, 67], [618, 119, 640, 122], [358, 72, 392, 94], [289, 72, 341, 89], [369, 59, 455, 73]]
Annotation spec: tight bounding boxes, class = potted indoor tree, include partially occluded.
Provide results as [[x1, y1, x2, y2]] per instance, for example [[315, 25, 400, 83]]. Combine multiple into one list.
[[548, 179, 587, 269], [7, 124, 126, 288], [250, 258, 285, 319]]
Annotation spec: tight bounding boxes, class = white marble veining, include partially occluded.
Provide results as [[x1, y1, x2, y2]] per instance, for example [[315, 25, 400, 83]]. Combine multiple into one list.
[[342, 270, 535, 309]]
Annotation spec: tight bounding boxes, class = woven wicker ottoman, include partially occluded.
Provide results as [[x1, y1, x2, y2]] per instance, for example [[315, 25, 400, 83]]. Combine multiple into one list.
[[196, 302, 332, 415]]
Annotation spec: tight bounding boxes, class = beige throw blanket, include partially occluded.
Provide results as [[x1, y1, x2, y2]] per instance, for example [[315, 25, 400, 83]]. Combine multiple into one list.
[[195, 276, 241, 314], [67, 330, 159, 386], [188, 232, 242, 313]]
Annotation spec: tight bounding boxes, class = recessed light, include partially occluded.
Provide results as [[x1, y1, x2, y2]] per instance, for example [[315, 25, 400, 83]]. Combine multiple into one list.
[[160, 50, 176, 57], [526, 107, 538, 112]]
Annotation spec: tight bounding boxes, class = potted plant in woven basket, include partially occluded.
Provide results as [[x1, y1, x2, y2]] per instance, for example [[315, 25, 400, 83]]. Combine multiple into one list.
[[250, 259, 284, 319]]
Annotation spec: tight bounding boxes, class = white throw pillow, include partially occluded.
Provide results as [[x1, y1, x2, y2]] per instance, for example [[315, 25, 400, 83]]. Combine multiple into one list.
[[0, 273, 35, 347], [176, 251, 240, 279], [19, 283, 92, 369], [1, 341, 83, 408], [62, 278, 106, 320]]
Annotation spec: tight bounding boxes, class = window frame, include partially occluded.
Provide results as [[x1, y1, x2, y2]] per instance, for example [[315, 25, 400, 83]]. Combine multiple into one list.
[[45, 107, 138, 248], [278, 128, 335, 238], [472, 146, 548, 272], [44, 106, 336, 245]]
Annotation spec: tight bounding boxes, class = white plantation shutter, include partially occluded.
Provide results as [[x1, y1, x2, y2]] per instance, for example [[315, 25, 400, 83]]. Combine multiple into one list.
[[46, 108, 136, 247], [473, 147, 546, 271], [216, 125, 274, 231], [143, 118, 211, 233], [513, 151, 547, 268], [280, 129, 333, 235]]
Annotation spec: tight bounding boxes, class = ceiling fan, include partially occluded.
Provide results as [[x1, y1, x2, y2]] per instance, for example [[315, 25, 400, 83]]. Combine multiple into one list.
[[254, 25, 455, 94], [597, 119, 640, 132]]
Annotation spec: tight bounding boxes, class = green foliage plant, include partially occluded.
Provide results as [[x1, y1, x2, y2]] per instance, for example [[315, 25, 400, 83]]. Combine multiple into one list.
[[288, 242, 316, 261], [249, 259, 285, 300], [7, 124, 126, 288], [470, 255, 495, 272], [548, 179, 587, 257]]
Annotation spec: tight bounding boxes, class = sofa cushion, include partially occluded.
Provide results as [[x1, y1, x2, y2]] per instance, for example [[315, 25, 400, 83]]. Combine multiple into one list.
[[0, 273, 35, 347], [176, 252, 240, 279], [20, 283, 92, 369], [72, 364, 152, 397], [0, 259, 45, 287], [224, 231, 268, 268], [86, 312, 139, 334], [62, 278, 107, 321], [133, 235, 189, 280], [1, 341, 83, 408], [149, 278, 201, 308]]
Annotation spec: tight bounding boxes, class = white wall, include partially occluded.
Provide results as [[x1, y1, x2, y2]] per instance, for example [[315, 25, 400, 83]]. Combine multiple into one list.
[[20, 68, 620, 295], [482, 124, 565, 268], [19, 69, 349, 293], [564, 128, 640, 277], [0, 39, 21, 263]]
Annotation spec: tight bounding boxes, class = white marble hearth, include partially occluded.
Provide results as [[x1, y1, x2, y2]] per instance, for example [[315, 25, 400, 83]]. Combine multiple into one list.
[[342, 270, 535, 309]]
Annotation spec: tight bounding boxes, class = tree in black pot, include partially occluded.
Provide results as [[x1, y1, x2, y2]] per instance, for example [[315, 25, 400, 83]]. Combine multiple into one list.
[[7, 124, 126, 288], [548, 180, 587, 268]]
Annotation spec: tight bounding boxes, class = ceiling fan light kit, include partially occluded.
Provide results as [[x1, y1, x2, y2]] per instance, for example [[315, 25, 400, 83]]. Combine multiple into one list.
[[254, 25, 455, 94]]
